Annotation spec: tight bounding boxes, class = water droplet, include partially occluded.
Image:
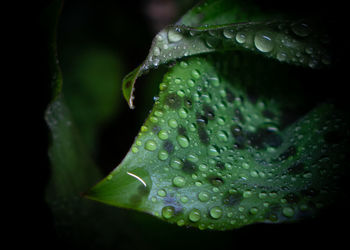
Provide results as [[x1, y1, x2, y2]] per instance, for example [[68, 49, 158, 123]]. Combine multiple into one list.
[[132, 146, 139, 153], [145, 140, 157, 151], [168, 28, 183, 42], [209, 206, 223, 219], [158, 150, 169, 161], [254, 31, 274, 53], [191, 69, 201, 79], [208, 145, 219, 156], [168, 118, 178, 128], [173, 176, 186, 187], [158, 130, 168, 140], [153, 46, 161, 56], [178, 108, 188, 118], [180, 61, 188, 68], [177, 135, 189, 148], [187, 79, 195, 87], [235, 32, 246, 43], [177, 219, 185, 226], [250, 207, 259, 215], [177, 90, 185, 97], [243, 190, 252, 198], [291, 22, 311, 37], [198, 191, 210, 202], [187, 153, 199, 162], [199, 164, 208, 172], [217, 130, 228, 142], [282, 207, 294, 217], [277, 51, 287, 61], [162, 206, 175, 219], [157, 189, 167, 197], [189, 208, 201, 222], [170, 158, 182, 169], [242, 162, 250, 169], [223, 29, 234, 39]]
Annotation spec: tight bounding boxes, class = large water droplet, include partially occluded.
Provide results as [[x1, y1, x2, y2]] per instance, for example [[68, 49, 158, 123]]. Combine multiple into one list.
[[282, 207, 294, 217], [168, 118, 178, 128], [209, 206, 223, 219], [158, 130, 168, 140], [189, 208, 201, 222], [235, 32, 246, 44], [162, 206, 175, 219], [145, 140, 157, 151], [198, 191, 210, 202], [177, 135, 189, 148], [168, 28, 183, 43], [191, 69, 201, 79], [158, 150, 169, 161], [173, 176, 186, 187], [223, 29, 234, 39], [254, 31, 274, 53]]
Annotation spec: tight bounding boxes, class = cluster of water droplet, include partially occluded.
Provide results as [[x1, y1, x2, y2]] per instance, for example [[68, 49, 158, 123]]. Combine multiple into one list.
[[144, 20, 330, 76], [125, 56, 345, 230]]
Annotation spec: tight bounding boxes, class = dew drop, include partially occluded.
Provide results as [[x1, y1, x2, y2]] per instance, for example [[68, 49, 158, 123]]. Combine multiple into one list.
[[209, 206, 223, 219], [177, 219, 185, 226], [189, 208, 201, 222], [168, 118, 178, 128], [145, 140, 157, 151], [153, 46, 161, 56], [170, 158, 182, 169], [198, 191, 210, 202], [158, 150, 169, 161], [254, 31, 274, 53], [235, 32, 246, 44], [282, 207, 294, 217], [177, 135, 189, 148], [277, 51, 287, 61], [223, 29, 234, 39], [158, 130, 169, 140], [217, 130, 228, 142], [173, 176, 186, 187], [157, 189, 167, 197], [168, 28, 183, 43], [178, 108, 188, 119], [208, 145, 219, 156], [191, 69, 201, 79], [162, 206, 175, 219]]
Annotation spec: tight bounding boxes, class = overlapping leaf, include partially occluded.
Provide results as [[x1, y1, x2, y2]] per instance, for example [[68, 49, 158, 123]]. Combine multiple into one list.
[[87, 0, 348, 231]]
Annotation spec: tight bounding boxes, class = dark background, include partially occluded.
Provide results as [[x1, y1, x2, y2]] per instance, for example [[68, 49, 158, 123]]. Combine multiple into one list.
[[32, 0, 349, 249]]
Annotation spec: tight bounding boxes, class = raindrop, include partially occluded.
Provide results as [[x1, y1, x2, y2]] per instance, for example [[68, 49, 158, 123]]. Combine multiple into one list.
[[168, 118, 178, 128], [173, 176, 186, 187], [282, 207, 294, 217], [189, 208, 201, 222], [198, 191, 210, 202], [170, 158, 182, 169], [168, 28, 183, 43], [235, 32, 246, 44], [162, 206, 175, 219], [157, 189, 167, 197], [208, 145, 219, 156], [177, 135, 189, 148], [153, 46, 161, 56], [158, 150, 169, 161], [191, 69, 201, 79], [223, 29, 234, 39], [254, 31, 274, 52], [145, 140, 157, 151], [158, 130, 168, 140], [209, 206, 223, 219]]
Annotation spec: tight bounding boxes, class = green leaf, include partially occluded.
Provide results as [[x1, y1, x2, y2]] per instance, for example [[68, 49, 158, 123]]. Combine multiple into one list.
[[122, 0, 330, 108], [87, 52, 348, 230], [87, 0, 348, 231]]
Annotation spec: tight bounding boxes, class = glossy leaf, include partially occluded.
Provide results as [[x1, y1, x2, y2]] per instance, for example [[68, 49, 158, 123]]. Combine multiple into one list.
[[87, 0, 348, 231], [87, 53, 348, 230]]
